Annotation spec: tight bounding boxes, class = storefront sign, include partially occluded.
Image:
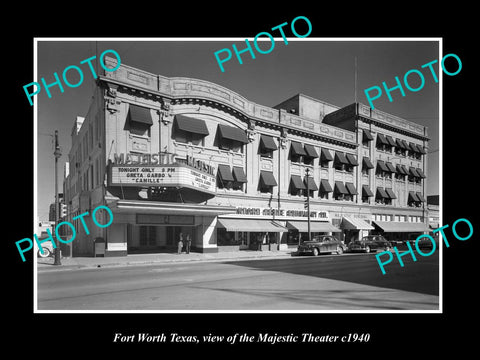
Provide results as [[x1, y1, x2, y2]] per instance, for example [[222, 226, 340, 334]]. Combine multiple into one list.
[[235, 207, 328, 220], [108, 163, 216, 194]]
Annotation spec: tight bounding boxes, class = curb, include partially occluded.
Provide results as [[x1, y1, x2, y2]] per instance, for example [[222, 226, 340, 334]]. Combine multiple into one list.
[[37, 252, 297, 272]]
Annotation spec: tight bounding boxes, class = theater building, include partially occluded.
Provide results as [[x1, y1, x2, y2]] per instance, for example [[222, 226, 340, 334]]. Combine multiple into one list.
[[63, 56, 430, 257]]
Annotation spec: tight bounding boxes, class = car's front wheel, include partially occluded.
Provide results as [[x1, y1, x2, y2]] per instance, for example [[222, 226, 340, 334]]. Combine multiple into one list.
[[312, 248, 319, 256], [38, 247, 51, 258], [336, 246, 344, 255], [364, 246, 371, 253]]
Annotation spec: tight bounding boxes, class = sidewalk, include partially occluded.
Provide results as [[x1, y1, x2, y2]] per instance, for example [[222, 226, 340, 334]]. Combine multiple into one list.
[[36, 249, 297, 272]]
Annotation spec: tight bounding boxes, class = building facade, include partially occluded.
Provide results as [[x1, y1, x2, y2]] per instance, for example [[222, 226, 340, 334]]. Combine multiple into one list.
[[63, 57, 430, 257]]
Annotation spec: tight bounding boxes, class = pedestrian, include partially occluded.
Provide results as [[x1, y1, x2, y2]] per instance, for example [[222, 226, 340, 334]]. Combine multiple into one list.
[[177, 233, 183, 254], [185, 234, 191, 254]]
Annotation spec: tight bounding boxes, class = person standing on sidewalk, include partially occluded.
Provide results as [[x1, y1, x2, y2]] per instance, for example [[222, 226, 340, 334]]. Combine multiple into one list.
[[185, 234, 191, 254], [177, 233, 184, 254]]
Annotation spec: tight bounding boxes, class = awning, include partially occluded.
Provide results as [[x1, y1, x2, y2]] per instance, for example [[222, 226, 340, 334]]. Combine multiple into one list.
[[260, 171, 277, 187], [304, 176, 318, 191], [217, 164, 234, 182], [409, 167, 420, 177], [409, 191, 420, 202], [335, 152, 349, 165], [409, 142, 419, 153], [377, 160, 389, 172], [373, 221, 429, 232], [385, 188, 397, 199], [260, 135, 278, 151], [345, 182, 358, 195], [218, 124, 248, 144], [376, 187, 388, 199], [320, 179, 333, 193], [395, 138, 406, 149], [346, 153, 358, 166], [417, 145, 427, 154], [416, 168, 426, 178], [232, 167, 247, 183], [385, 162, 396, 173], [342, 216, 374, 230], [396, 164, 408, 175], [286, 221, 341, 233], [363, 157, 374, 169], [320, 148, 334, 162], [175, 114, 209, 135], [217, 218, 287, 232], [362, 129, 374, 142], [386, 135, 396, 147], [128, 104, 153, 125], [362, 185, 374, 197], [291, 141, 307, 156], [290, 175, 306, 190], [335, 181, 348, 194], [377, 133, 388, 145], [402, 140, 412, 151], [304, 144, 319, 158], [416, 192, 426, 202]]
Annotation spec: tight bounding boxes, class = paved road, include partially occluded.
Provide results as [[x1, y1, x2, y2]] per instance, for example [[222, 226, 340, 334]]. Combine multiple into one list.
[[37, 252, 439, 311]]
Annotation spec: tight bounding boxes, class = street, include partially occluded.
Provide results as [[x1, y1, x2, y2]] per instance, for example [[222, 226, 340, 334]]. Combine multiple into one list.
[[37, 252, 439, 311]]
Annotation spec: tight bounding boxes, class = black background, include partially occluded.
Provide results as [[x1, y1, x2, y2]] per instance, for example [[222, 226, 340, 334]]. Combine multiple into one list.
[[6, 5, 476, 356]]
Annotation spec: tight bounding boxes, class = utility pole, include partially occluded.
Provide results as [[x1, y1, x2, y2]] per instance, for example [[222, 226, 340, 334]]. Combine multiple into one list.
[[53, 130, 62, 266]]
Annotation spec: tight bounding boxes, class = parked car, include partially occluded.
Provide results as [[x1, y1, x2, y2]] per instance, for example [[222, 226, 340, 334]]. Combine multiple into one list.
[[348, 235, 393, 253], [36, 232, 54, 258], [297, 235, 347, 256]]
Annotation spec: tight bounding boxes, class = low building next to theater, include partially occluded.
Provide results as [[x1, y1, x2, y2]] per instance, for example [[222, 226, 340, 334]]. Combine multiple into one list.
[[62, 56, 431, 257]]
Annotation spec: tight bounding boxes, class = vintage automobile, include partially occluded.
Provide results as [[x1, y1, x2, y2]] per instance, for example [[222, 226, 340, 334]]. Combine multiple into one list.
[[347, 235, 393, 253], [297, 235, 347, 256], [36, 231, 54, 258]]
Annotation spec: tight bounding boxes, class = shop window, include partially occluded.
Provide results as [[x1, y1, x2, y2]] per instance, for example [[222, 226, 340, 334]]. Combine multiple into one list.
[[217, 228, 240, 246], [139, 226, 157, 246]]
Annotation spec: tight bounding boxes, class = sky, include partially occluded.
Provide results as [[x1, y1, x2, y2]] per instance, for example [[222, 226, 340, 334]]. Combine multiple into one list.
[[36, 39, 440, 221]]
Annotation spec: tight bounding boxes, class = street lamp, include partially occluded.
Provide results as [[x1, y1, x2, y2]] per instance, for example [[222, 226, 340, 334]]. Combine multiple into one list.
[[53, 130, 62, 266]]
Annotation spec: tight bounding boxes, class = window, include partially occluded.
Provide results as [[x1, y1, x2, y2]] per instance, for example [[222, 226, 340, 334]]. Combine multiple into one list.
[[320, 148, 333, 168], [259, 171, 277, 194], [334, 152, 349, 171], [217, 164, 235, 190], [303, 176, 318, 198], [362, 157, 374, 175], [232, 166, 247, 191], [217, 124, 248, 152], [362, 185, 374, 203], [304, 144, 319, 166], [376, 133, 392, 152], [344, 182, 357, 202], [125, 104, 153, 137], [362, 129, 374, 147], [319, 179, 332, 199], [345, 153, 358, 173], [334, 181, 348, 200], [259, 135, 278, 158], [139, 226, 157, 246], [290, 141, 306, 163], [289, 175, 305, 196]]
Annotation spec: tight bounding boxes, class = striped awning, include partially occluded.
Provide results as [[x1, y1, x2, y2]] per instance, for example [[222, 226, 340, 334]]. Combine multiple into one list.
[[217, 218, 287, 232]]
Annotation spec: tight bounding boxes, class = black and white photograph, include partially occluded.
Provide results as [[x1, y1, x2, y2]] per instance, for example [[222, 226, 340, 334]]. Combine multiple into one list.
[[7, 8, 477, 355]]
